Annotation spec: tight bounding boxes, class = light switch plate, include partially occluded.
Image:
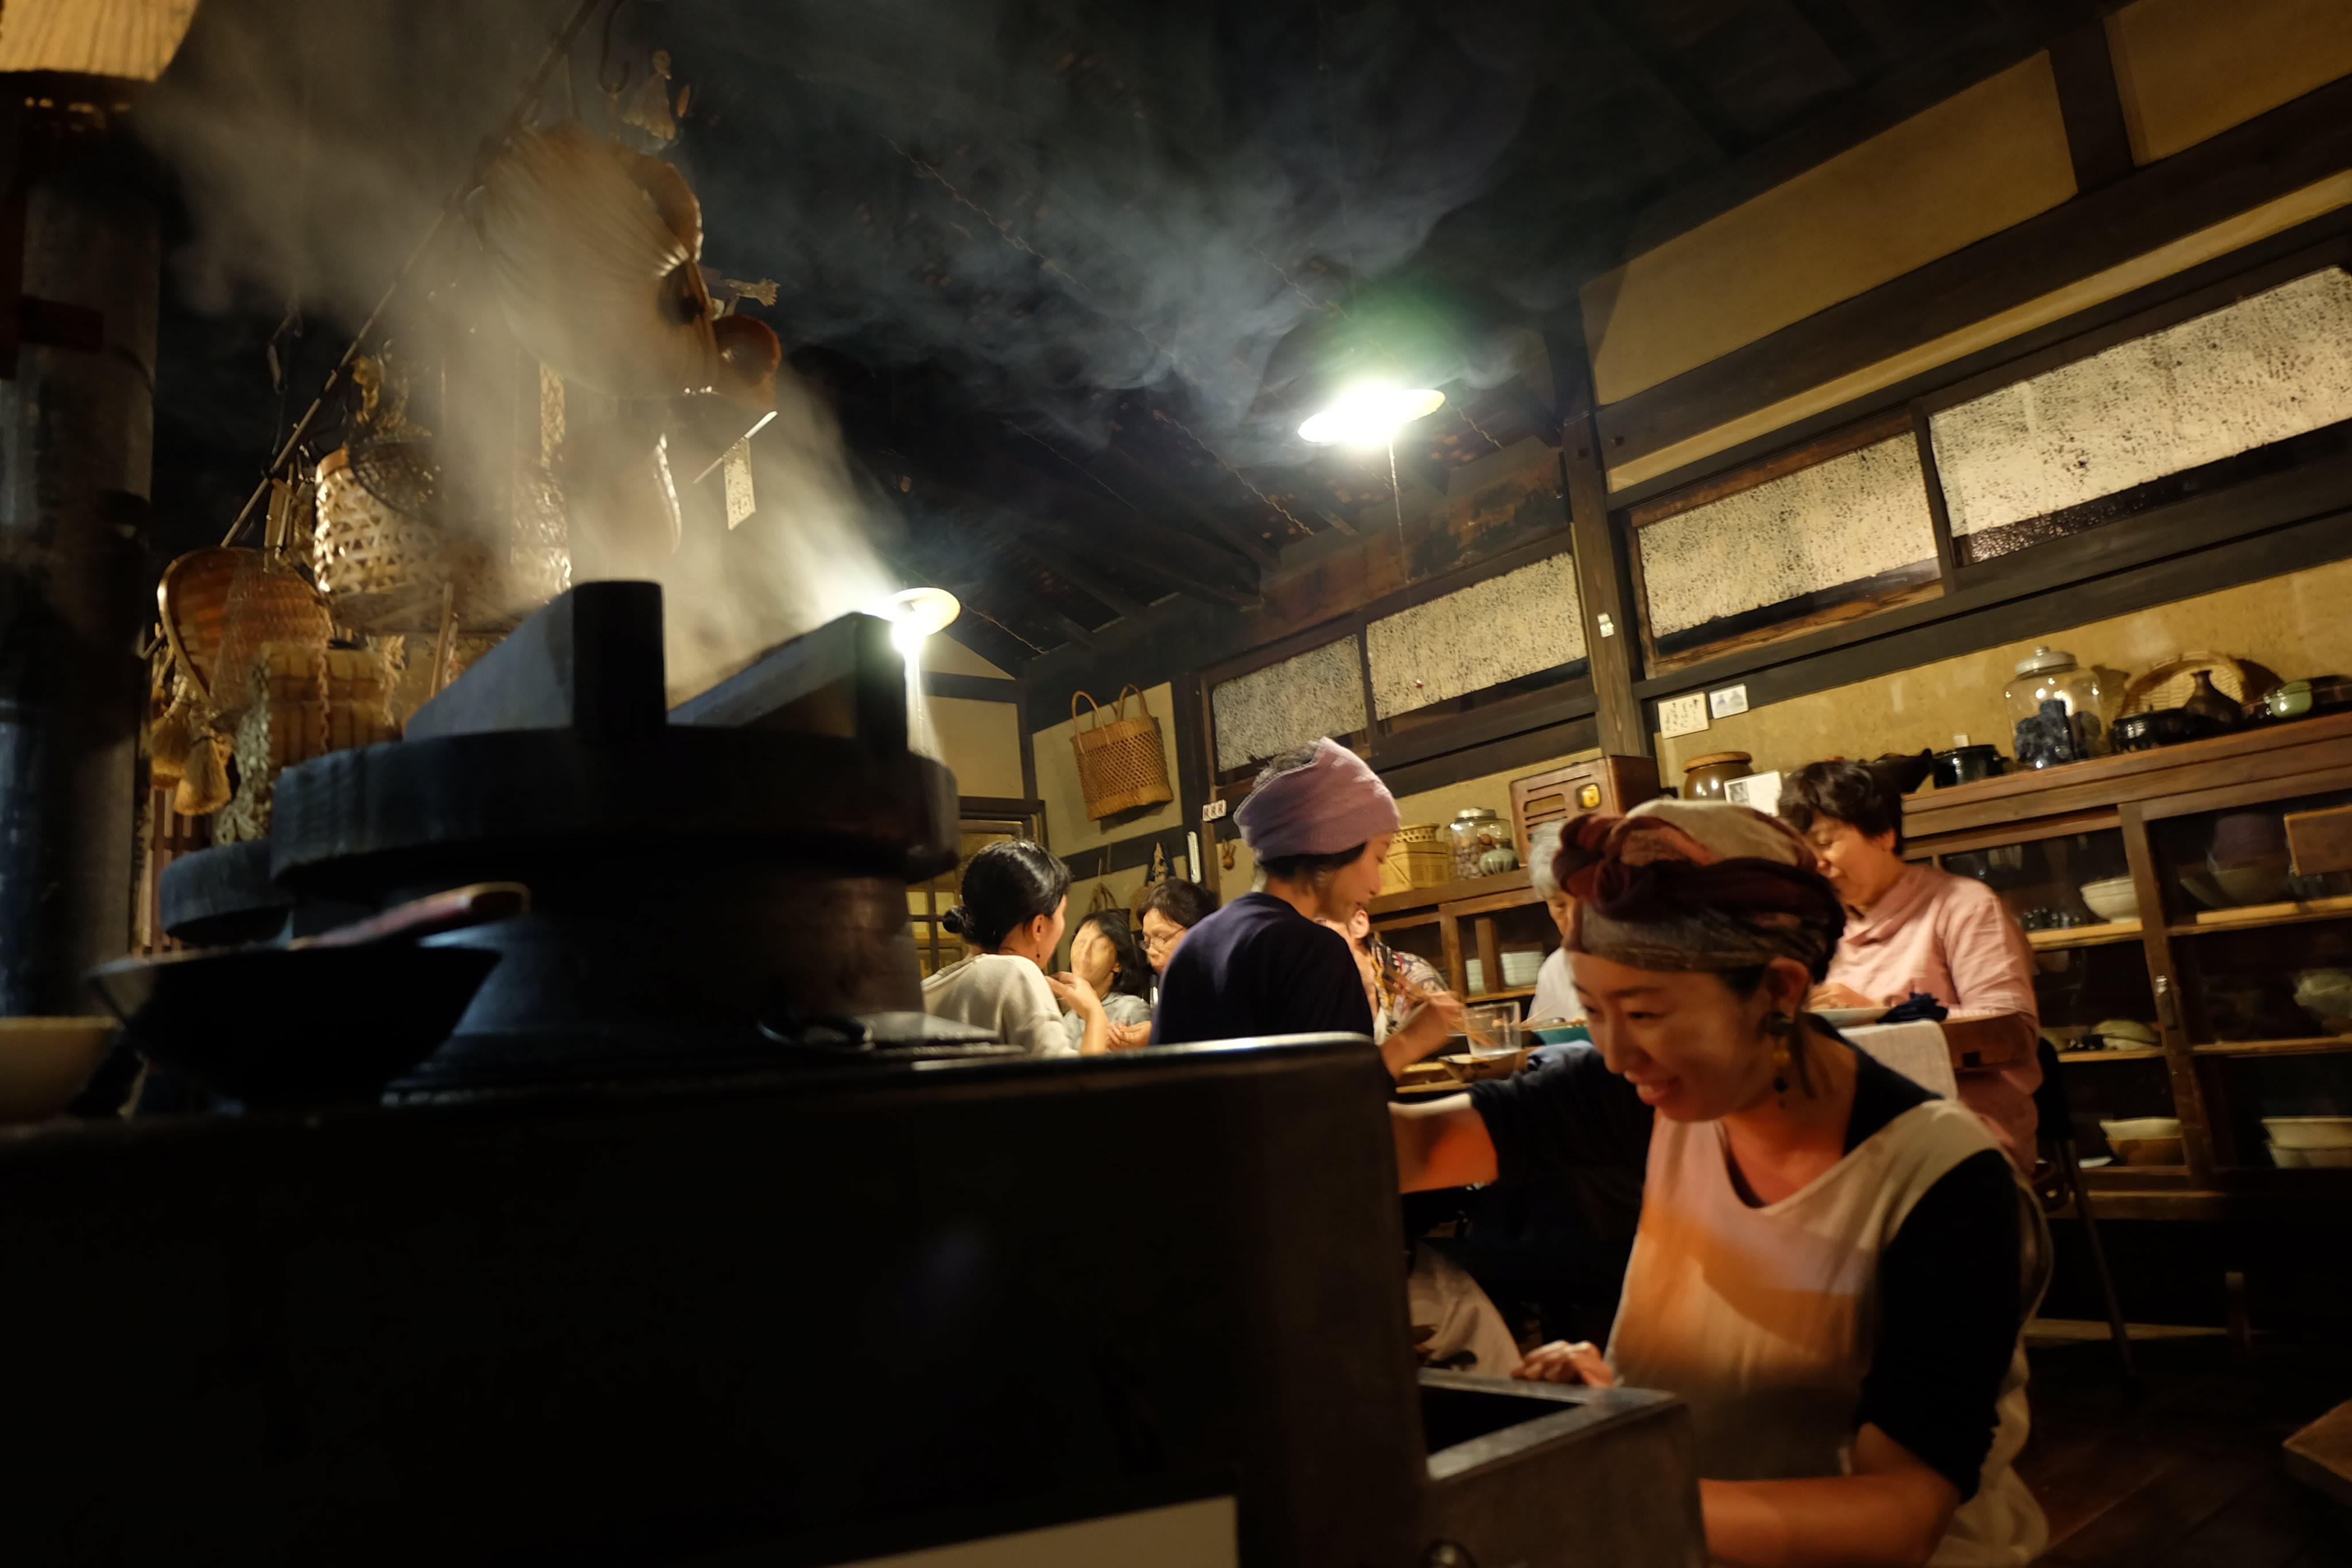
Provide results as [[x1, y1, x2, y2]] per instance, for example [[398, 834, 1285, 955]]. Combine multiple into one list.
[[1658, 692, 1710, 738], [1708, 684, 1749, 719]]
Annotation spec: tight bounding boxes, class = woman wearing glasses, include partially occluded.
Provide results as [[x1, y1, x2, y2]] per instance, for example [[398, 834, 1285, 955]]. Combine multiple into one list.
[[1138, 878, 1218, 1001]]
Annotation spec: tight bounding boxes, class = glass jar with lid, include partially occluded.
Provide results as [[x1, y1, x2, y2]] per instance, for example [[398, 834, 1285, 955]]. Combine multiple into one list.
[[1449, 807, 1506, 880], [2005, 646, 2106, 769]]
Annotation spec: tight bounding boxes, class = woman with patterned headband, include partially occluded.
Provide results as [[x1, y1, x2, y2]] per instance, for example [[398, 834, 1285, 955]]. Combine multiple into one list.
[[1391, 799, 2048, 1568]]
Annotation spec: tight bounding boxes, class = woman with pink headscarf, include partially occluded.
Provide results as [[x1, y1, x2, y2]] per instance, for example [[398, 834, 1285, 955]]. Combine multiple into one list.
[[1392, 800, 2048, 1568], [1153, 739, 1455, 1066]]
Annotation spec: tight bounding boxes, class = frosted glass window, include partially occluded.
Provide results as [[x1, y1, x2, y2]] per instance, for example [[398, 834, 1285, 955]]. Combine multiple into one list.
[[1366, 554, 1585, 720], [1638, 437, 1936, 640], [1932, 268, 2352, 540], [1212, 638, 1368, 773]]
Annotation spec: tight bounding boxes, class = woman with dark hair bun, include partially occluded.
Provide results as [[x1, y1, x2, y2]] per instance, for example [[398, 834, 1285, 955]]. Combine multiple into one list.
[[922, 839, 1111, 1055]]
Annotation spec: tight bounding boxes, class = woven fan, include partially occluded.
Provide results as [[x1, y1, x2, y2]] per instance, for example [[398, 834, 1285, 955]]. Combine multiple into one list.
[[345, 436, 441, 520]]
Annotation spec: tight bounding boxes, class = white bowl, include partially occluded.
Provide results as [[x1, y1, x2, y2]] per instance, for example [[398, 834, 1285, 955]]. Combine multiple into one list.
[[2269, 1143, 2310, 1168], [2261, 1116, 2352, 1150], [0, 1017, 115, 1124], [2078, 877, 2140, 923], [2304, 1147, 2352, 1167], [2099, 1116, 2183, 1141]]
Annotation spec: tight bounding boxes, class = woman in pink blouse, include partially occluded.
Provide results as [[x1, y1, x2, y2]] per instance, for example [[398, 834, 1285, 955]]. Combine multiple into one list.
[[1780, 761, 2042, 1166]]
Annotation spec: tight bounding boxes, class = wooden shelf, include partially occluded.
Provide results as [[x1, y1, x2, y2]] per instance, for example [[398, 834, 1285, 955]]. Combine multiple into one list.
[[2189, 1037, 2352, 1058], [1462, 985, 1538, 1002], [1368, 869, 1533, 916], [2057, 1046, 2167, 1063], [2028, 919, 2142, 950], [2170, 892, 2352, 934]]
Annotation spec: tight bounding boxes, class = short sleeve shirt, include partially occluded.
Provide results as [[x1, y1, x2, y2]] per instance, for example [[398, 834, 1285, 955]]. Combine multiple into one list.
[[1151, 892, 1375, 1046]]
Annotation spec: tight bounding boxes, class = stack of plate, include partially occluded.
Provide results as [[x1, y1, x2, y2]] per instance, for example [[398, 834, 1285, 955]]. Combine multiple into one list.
[[1463, 959, 1485, 993], [2264, 1116, 2352, 1167], [1500, 950, 1544, 990]]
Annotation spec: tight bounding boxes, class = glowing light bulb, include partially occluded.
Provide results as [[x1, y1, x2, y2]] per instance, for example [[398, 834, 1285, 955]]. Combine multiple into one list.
[[1297, 381, 1446, 447], [864, 586, 961, 655]]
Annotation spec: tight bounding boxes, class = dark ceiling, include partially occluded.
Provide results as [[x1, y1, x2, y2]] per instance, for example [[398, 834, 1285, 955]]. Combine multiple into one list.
[[142, 0, 2079, 674]]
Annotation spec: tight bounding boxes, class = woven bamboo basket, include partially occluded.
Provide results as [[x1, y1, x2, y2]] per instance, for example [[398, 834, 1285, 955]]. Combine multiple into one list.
[[156, 547, 246, 703], [314, 443, 461, 634], [1070, 686, 1174, 820], [211, 551, 332, 719]]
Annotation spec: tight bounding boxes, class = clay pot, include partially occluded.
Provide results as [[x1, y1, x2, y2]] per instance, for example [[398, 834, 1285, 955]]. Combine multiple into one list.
[[1681, 751, 1754, 801]]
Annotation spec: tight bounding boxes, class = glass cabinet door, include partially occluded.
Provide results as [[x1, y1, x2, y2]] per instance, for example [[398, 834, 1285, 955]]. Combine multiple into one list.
[[1465, 900, 1560, 1008], [1939, 828, 2140, 937], [1935, 827, 2176, 1165], [2147, 785, 2352, 1171]]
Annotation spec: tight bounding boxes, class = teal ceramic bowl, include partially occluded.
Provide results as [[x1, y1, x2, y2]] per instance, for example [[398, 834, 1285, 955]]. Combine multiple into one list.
[[1528, 1023, 1592, 1047]]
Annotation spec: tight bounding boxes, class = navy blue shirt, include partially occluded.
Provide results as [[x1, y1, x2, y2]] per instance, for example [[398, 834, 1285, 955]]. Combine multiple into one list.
[[1151, 892, 1375, 1046]]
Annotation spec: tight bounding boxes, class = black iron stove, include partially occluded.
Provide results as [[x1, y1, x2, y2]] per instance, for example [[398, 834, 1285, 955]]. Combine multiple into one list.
[[10, 586, 1703, 1567]]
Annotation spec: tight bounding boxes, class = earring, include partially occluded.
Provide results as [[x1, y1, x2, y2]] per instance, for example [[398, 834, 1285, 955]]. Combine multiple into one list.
[[1766, 1010, 1795, 1098]]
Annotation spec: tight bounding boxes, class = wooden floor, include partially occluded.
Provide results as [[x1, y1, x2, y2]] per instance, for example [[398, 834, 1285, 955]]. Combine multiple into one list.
[[2019, 1333, 2352, 1566]]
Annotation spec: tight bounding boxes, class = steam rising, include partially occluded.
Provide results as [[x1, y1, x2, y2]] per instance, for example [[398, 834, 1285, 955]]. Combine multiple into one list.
[[142, 0, 1568, 686]]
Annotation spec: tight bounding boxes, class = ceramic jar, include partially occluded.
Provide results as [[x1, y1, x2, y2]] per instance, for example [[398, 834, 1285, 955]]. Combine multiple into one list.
[[1680, 751, 1754, 801]]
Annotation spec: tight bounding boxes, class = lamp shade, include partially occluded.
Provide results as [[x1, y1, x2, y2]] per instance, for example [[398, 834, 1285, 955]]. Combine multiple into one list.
[[1254, 280, 1478, 447]]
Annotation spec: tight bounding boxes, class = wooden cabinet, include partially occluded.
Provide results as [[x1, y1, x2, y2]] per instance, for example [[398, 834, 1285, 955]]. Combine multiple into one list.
[[1366, 869, 1566, 1017], [1509, 754, 1659, 865], [1904, 712, 2352, 1218]]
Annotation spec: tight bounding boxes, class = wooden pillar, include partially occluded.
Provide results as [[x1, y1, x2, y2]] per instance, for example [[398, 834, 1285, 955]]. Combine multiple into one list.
[[1551, 323, 1649, 758], [0, 164, 158, 1012]]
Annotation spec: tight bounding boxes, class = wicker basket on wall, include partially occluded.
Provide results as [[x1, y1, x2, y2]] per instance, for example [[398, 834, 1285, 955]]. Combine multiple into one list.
[[1070, 687, 1174, 820]]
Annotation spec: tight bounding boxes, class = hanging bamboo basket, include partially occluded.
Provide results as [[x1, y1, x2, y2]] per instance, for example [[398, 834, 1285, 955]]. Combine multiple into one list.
[[1070, 686, 1174, 820]]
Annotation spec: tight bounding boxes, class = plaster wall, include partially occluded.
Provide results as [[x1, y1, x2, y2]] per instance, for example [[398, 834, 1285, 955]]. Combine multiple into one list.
[[1581, 56, 2076, 405], [926, 695, 1026, 800], [2107, 0, 2352, 164]]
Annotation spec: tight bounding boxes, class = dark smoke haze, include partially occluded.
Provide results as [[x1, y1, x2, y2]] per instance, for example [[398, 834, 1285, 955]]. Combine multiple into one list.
[[141, 0, 1635, 679]]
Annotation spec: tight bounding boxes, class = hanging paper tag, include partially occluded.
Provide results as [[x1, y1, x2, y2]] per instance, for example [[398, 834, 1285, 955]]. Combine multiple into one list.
[[722, 438, 756, 529]]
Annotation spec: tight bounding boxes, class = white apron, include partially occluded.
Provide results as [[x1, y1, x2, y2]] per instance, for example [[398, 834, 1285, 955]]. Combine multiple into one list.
[[1608, 1099, 2048, 1568]]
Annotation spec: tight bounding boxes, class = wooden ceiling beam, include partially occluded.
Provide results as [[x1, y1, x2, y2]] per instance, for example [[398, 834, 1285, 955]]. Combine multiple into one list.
[[1584, 0, 1747, 158], [941, 487, 1155, 621], [1001, 537, 1150, 621], [903, 470, 1259, 610], [1045, 609, 1106, 651], [1094, 439, 1283, 572], [1783, 0, 1889, 88], [959, 452, 1265, 605]]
